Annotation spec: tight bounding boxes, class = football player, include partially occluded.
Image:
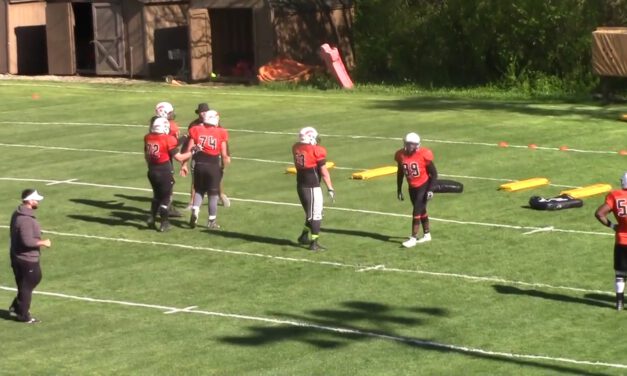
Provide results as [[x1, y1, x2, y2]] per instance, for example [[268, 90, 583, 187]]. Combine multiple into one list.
[[292, 127, 335, 251], [155, 102, 183, 218], [144, 117, 192, 232], [395, 132, 438, 247], [595, 172, 627, 310], [184, 110, 230, 229], [181, 103, 231, 209]]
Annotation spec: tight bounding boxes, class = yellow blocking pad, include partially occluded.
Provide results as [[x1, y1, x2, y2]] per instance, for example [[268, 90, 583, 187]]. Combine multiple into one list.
[[351, 165, 398, 180], [285, 161, 336, 174], [560, 184, 612, 199], [499, 178, 550, 192]]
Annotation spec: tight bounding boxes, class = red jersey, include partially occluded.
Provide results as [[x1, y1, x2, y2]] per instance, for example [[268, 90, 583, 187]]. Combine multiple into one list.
[[292, 143, 327, 187], [605, 189, 627, 245], [144, 133, 178, 165], [394, 147, 434, 188], [189, 125, 229, 157], [169, 120, 180, 138]]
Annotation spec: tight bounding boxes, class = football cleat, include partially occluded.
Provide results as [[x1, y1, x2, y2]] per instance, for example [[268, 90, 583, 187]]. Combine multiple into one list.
[[402, 237, 417, 248], [309, 240, 326, 252], [168, 206, 183, 218], [8, 305, 17, 317], [416, 233, 432, 243], [147, 215, 155, 229], [159, 221, 171, 232], [189, 209, 198, 229], [298, 232, 310, 245], [207, 220, 221, 230]]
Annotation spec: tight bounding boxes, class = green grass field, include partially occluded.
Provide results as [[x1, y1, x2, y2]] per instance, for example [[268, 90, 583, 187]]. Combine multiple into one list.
[[1, 79, 626, 375]]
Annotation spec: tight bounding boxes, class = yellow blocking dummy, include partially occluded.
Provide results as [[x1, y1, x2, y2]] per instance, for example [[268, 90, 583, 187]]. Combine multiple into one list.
[[351, 166, 398, 180], [560, 184, 612, 199], [499, 178, 550, 192]]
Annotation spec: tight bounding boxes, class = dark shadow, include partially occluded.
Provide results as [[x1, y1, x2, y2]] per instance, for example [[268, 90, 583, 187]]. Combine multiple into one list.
[[0, 309, 16, 322], [68, 212, 148, 230], [584, 293, 615, 304], [493, 285, 614, 309], [371, 96, 619, 123], [15, 25, 48, 75], [202, 229, 300, 247], [220, 300, 610, 375], [113, 194, 187, 209], [321, 227, 402, 243], [70, 198, 146, 214]]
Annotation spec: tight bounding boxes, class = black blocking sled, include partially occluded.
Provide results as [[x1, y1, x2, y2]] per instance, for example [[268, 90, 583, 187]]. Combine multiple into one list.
[[528, 194, 583, 210], [432, 179, 464, 193]]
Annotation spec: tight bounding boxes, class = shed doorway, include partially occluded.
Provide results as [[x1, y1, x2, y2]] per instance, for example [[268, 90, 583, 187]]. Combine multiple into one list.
[[209, 8, 254, 78], [72, 2, 95, 73]]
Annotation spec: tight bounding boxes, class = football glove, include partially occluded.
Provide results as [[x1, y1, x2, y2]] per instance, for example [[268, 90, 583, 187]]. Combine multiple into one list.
[[608, 220, 618, 231], [397, 190, 404, 201], [426, 191, 434, 200], [328, 189, 335, 203]]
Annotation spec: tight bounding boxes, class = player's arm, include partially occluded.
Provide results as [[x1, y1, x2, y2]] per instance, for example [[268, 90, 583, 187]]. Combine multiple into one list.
[[595, 203, 618, 230], [396, 162, 404, 200], [426, 162, 438, 192], [220, 141, 231, 167]]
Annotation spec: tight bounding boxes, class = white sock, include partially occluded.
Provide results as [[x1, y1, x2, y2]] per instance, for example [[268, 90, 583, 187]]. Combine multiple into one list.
[[617, 277, 625, 293]]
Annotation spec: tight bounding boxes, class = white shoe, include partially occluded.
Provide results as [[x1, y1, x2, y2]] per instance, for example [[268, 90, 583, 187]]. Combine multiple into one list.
[[220, 193, 231, 208], [416, 233, 432, 243], [402, 237, 417, 248]]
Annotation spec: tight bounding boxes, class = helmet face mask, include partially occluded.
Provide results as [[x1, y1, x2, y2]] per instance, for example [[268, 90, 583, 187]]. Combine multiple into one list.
[[621, 172, 627, 189], [403, 132, 421, 154], [299, 126, 318, 145], [155, 102, 175, 120], [150, 117, 170, 134]]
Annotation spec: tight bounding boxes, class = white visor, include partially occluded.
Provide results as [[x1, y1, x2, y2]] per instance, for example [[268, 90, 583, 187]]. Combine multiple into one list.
[[24, 190, 44, 201]]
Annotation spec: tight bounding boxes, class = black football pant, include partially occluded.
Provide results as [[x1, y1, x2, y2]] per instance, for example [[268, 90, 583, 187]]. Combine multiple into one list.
[[10, 258, 42, 321], [148, 166, 174, 218]]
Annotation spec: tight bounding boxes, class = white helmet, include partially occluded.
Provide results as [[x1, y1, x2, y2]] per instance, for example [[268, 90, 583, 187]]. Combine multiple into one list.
[[299, 126, 318, 145], [621, 172, 627, 189], [155, 102, 174, 119], [403, 132, 421, 153], [150, 117, 170, 134], [202, 110, 220, 126]]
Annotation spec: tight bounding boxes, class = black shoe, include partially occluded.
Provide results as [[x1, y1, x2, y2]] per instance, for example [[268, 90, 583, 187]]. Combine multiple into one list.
[[159, 221, 171, 232], [168, 207, 183, 218], [297, 232, 309, 245], [8, 305, 16, 317], [309, 240, 326, 252]]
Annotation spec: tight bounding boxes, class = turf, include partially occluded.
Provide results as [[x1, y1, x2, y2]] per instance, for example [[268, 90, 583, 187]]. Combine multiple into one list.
[[0, 79, 626, 375]]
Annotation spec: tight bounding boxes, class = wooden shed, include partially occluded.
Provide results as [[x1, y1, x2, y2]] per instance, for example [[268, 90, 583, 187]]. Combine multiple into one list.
[[1, 0, 48, 75], [2, 0, 353, 80], [187, 0, 354, 81]]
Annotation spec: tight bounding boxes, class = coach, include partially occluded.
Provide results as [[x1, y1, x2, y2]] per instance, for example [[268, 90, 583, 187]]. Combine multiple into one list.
[[9, 189, 51, 323]]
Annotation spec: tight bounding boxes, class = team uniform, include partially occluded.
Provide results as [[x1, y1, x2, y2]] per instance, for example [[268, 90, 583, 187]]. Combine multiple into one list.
[[396, 132, 438, 247], [595, 173, 627, 311], [144, 129, 179, 231], [292, 127, 334, 251], [604, 189, 627, 271], [188, 119, 229, 228]]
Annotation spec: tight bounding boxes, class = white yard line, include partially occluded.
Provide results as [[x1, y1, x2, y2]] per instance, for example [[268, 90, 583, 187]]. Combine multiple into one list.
[[0, 120, 623, 156], [0, 177, 611, 238], [46, 178, 78, 186], [0, 142, 579, 188], [0, 285, 624, 370], [0, 224, 612, 296]]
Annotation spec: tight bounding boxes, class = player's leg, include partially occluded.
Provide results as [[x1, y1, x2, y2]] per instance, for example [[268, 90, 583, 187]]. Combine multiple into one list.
[[219, 177, 230, 208], [147, 170, 160, 228], [403, 186, 429, 247], [188, 159, 196, 209], [614, 244, 627, 310], [296, 186, 312, 244], [309, 187, 325, 251], [206, 164, 221, 229], [156, 170, 174, 232], [416, 187, 431, 243], [190, 164, 208, 228]]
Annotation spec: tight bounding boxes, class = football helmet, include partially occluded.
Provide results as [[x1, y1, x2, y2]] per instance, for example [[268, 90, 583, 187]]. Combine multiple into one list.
[[299, 126, 318, 145], [202, 110, 220, 126], [621, 172, 627, 189], [150, 117, 170, 134], [155, 102, 174, 119], [403, 132, 421, 154]]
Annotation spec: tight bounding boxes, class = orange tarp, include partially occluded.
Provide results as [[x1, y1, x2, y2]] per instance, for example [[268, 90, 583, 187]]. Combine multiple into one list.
[[257, 58, 317, 83]]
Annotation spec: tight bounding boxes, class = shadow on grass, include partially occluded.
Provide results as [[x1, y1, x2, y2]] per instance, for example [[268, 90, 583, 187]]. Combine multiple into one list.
[[114, 194, 189, 210], [321, 227, 403, 243], [220, 300, 611, 375], [370, 96, 618, 123], [201, 229, 300, 248], [493, 285, 614, 309], [0, 309, 16, 322], [70, 198, 145, 214]]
